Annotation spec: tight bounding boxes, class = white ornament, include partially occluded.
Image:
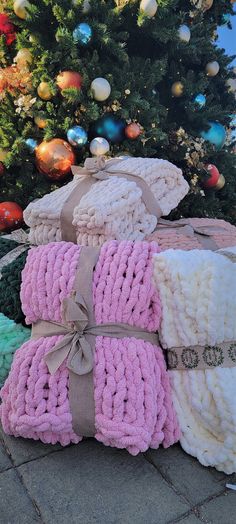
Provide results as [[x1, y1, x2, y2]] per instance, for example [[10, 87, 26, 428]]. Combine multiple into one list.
[[226, 78, 236, 95], [206, 61, 220, 77], [91, 78, 111, 102], [72, 0, 91, 12], [178, 25, 191, 43], [90, 137, 110, 156], [140, 0, 157, 17]]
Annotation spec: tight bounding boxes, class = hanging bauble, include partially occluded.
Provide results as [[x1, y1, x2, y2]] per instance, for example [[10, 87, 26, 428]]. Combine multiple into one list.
[[0, 149, 9, 163], [171, 81, 184, 97], [25, 138, 37, 152], [206, 61, 220, 77], [125, 123, 142, 139], [226, 77, 236, 94], [222, 13, 230, 25], [178, 25, 191, 43], [13, 0, 30, 19], [0, 202, 23, 232], [0, 14, 16, 46], [200, 122, 226, 150], [73, 23, 92, 45], [34, 113, 48, 129], [215, 174, 225, 190], [203, 164, 220, 188], [91, 78, 111, 102], [140, 0, 157, 17], [67, 126, 88, 147], [57, 71, 82, 91], [72, 0, 91, 12], [193, 93, 206, 108], [14, 48, 32, 66], [37, 81, 53, 100], [0, 162, 5, 176], [90, 137, 110, 156], [35, 139, 76, 180], [92, 115, 126, 144]]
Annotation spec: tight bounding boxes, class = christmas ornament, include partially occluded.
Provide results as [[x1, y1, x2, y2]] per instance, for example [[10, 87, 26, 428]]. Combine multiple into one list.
[[67, 126, 88, 147], [0, 202, 23, 231], [92, 115, 126, 143], [171, 81, 184, 97], [203, 164, 220, 188], [14, 48, 32, 66], [215, 174, 225, 190], [125, 122, 142, 139], [13, 0, 30, 19], [56, 71, 82, 91], [0, 162, 5, 176], [178, 25, 191, 43], [35, 139, 76, 180], [0, 149, 8, 162], [25, 138, 37, 152], [37, 81, 53, 100], [0, 13, 16, 46], [73, 23, 92, 45], [90, 137, 110, 156], [200, 122, 226, 150], [91, 78, 111, 102], [140, 0, 157, 17], [34, 113, 47, 129], [226, 77, 236, 94], [193, 93, 206, 108], [206, 61, 219, 77]]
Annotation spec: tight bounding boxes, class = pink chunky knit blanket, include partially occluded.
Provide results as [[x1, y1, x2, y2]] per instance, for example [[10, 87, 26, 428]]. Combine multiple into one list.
[[0, 240, 179, 454]]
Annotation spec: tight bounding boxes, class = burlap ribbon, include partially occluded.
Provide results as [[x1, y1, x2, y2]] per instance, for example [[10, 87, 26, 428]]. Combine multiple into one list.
[[60, 156, 162, 243], [0, 229, 30, 279], [31, 246, 159, 438], [154, 218, 225, 251]]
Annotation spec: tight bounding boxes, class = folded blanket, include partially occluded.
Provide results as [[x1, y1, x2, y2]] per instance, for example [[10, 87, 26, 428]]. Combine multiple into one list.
[[0, 243, 28, 324], [153, 247, 236, 474], [146, 218, 236, 250], [24, 157, 189, 246], [0, 240, 180, 454], [0, 313, 30, 387]]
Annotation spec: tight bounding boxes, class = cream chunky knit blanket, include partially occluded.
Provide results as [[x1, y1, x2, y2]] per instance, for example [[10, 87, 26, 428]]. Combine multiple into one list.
[[24, 157, 189, 246], [153, 247, 236, 474]]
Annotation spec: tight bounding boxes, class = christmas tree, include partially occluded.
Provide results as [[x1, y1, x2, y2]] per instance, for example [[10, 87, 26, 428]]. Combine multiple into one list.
[[0, 0, 235, 227]]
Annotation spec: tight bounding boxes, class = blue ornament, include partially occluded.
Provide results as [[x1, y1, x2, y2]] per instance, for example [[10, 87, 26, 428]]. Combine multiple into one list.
[[200, 122, 226, 150], [25, 138, 37, 152], [67, 126, 88, 147], [193, 94, 206, 108], [222, 13, 230, 25], [73, 23, 92, 45], [92, 115, 126, 144]]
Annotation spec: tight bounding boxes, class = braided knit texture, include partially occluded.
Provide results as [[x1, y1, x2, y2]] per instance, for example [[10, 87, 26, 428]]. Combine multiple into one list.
[[23, 157, 189, 246], [0, 240, 179, 453], [153, 248, 236, 474], [0, 249, 28, 323], [146, 218, 236, 250], [0, 238, 20, 259], [0, 313, 30, 387]]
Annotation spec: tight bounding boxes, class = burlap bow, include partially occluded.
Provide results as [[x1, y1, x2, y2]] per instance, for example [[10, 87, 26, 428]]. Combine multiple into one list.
[[155, 218, 226, 250]]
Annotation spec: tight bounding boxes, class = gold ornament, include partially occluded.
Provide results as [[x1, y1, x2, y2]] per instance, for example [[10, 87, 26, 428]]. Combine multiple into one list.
[[37, 81, 53, 100], [171, 81, 184, 97], [34, 113, 48, 129], [0, 149, 9, 162], [13, 0, 30, 19], [215, 174, 225, 190], [14, 48, 32, 66]]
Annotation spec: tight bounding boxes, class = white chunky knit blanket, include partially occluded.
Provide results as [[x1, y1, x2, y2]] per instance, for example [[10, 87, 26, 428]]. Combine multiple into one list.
[[24, 157, 189, 246], [153, 247, 236, 474]]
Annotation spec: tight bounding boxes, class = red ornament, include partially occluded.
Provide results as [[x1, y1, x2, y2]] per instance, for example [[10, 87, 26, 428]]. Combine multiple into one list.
[[56, 71, 82, 91], [0, 201, 23, 231], [0, 14, 16, 46], [203, 164, 220, 188], [0, 162, 4, 176], [125, 123, 142, 140], [35, 138, 76, 180]]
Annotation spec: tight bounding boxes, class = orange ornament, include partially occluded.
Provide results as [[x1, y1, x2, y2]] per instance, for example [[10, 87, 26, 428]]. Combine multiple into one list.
[[125, 122, 142, 139], [56, 71, 82, 92], [0, 201, 23, 231], [35, 138, 76, 180]]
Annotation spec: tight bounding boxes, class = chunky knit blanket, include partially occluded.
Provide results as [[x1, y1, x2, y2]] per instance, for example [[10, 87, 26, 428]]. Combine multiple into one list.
[[0, 240, 180, 454], [153, 247, 236, 474], [0, 313, 30, 387], [24, 157, 189, 246], [146, 218, 236, 250], [0, 238, 28, 324]]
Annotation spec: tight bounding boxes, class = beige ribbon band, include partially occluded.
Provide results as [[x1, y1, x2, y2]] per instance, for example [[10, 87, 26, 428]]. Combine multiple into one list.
[[155, 219, 223, 251], [60, 156, 162, 243], [0, 244, 30, 279], [167, 342, 236, 371]]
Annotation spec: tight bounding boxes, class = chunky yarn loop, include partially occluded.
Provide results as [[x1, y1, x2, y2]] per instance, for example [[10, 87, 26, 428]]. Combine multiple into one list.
[[0, 237, 28, 323], [0, 313, 30, 387], [0, 240, 180, 454]]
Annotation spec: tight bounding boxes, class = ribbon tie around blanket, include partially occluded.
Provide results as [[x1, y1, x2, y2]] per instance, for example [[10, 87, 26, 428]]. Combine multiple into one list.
[[0, 229, 31, 279], [60, 156, 162, 243], [155, 218, 226, 251]]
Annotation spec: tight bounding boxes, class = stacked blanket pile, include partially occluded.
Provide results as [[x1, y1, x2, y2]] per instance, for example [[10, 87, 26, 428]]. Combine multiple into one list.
[[0, 240, 180, 454], [146, 218, 236, 250], [0, 313, 30, 387], [153, 247, 236, 473], [24, 157, 189, 246], [0, 237, 28, 323]]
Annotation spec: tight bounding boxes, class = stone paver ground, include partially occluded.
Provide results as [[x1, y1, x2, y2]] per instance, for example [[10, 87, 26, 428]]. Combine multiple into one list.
[[0, 425, 235, 524]]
